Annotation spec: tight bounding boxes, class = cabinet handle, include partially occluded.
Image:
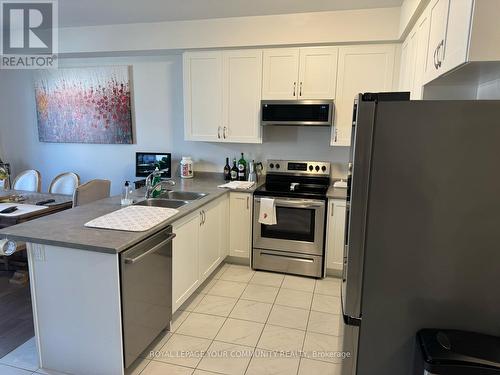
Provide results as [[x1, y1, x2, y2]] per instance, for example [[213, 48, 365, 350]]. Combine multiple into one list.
[[223, 126, 227, 139], [433, 46, 439, 69], [202, 210, 206, 225], [331, 202, 334, 216], [334, 128, 338, 142], [246, 196, 249, 210], [199, 211, 203, 226], [299, 82, 303, 97], [293, 82, 296, 97], [217, 126, 221, 139], [437, 40, 444, 68]]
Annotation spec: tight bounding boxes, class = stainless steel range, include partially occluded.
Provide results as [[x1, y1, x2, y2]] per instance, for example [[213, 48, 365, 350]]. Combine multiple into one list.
[[252, 160, 331, 278]]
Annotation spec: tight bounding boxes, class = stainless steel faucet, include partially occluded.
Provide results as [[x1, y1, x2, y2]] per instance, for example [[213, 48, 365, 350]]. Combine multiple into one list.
[[144, 169, 176, 199]]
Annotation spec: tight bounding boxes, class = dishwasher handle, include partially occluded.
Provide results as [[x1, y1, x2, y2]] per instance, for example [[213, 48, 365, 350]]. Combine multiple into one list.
[[124, 233, 176, 264]]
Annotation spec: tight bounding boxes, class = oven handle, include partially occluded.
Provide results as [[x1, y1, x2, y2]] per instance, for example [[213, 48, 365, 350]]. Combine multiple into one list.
[[254, 197, 325, 209]]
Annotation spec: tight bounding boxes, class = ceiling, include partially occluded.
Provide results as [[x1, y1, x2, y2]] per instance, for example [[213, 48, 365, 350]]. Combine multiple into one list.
[[59, 0, 404, 27]]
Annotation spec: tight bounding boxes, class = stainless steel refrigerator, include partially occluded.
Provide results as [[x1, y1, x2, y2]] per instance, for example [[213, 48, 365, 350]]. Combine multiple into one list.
[[340, 93, 500, 375]]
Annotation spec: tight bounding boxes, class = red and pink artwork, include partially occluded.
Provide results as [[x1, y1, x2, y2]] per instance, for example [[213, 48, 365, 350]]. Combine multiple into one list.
[[34, 66, 133, 144]]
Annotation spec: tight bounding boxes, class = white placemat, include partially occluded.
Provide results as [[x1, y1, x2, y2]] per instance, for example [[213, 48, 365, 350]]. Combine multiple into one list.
[[84, 205, 179, 232], [0, 203, 48, 217], [218, 181, 255, 190]]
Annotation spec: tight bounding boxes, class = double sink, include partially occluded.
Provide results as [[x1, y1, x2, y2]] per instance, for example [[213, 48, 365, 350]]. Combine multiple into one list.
[[134, 191, 207, 209]]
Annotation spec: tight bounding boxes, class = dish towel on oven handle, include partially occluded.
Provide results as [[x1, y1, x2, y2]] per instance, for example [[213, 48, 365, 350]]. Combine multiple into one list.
[[258, 198, 277, 225]]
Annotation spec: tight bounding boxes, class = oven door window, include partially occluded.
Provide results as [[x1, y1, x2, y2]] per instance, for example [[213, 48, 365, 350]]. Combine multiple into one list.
[[261, 207, 315, 242]]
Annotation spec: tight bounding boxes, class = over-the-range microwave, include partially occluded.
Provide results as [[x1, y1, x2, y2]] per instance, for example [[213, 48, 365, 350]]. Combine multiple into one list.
[[261, 100, 334, 126]]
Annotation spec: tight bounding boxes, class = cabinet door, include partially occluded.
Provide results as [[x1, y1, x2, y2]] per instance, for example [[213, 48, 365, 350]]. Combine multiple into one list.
[[222, 50, 262, 143], [172, 213, 200, 312], [229, 192, 252, 259], [262, 48, 300, 100], [219, 195, 230, 259], [441, 0, 473, 74], [332, 45, 395, 146], [326, 199, 347, 272], [183, 51, 223, 141], [412, 10, 431, 100], [298, 47, 338, 99], [424, 0, 450, 83], [199, 202, 222, 281], [399, 31, 417, 94]]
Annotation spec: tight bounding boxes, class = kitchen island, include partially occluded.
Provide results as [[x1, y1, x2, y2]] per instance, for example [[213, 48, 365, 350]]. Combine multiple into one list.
[[0, 172, 259, 375]]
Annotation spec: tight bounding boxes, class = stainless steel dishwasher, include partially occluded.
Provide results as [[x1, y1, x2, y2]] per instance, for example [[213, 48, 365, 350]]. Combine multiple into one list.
[[120, 226, 175, 368]]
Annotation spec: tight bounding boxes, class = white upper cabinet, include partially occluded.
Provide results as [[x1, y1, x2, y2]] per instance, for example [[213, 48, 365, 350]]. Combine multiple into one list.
[[399, 32, 417, 93], [262, 48, 300, 100], [222, 50, 262, 143], [412, 10, 431, 99], [399, 8, 431, 100], [183, 51, 223, 142], [183, 50, 262, 143], [262, 47, 338, 100], [298, 47, 338, 99], [424, 0, 450, 83], [441, 0, 474, 74], [332, 44, 395, 146]]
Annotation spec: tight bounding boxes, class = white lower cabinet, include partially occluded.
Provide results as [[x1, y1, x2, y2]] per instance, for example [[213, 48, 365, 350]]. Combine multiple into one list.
[[172, 211, 201, 312], [326, 199, 347, 273], [229, 192, 253, 259], [172, 195, 228, 312], [199, 199, 222, 280]]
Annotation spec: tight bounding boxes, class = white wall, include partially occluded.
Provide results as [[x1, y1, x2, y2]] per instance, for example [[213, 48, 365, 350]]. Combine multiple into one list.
[[59, 8, 401, 55], [0, 56, 177, 194], [477, 79, 500, 99], [0, 54, 347, 195]]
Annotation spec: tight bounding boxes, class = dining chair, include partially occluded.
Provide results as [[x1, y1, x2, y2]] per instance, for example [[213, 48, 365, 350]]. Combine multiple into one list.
[[49, 172, 80, 196], [72, 179, 111, 208], [12, 169, 41, 192]]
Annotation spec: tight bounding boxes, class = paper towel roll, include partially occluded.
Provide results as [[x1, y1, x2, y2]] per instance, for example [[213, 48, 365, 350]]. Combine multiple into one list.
[[0, 239, 19, 256]]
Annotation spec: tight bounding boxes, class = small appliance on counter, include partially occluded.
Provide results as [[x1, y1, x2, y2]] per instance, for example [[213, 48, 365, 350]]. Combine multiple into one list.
[[252, 159, 331, 278], [248, 160, 263, 183]]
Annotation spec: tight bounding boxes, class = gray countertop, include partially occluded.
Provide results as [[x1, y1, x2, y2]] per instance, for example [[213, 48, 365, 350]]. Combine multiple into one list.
[[0, 172, 261, 254], [326, 179, 348, 200]]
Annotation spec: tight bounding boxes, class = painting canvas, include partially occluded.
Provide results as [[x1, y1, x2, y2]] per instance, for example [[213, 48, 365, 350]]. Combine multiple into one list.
[[34, 66, 133, 144]]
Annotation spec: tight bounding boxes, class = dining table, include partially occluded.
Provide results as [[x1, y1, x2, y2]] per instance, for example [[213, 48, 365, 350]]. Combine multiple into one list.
[[0, 189, 74, 270], [0, 189, 73, 229]]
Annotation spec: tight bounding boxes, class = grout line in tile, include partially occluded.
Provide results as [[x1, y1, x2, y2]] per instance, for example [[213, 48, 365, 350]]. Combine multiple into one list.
[[242, 271, 285, 375], [195, 270, 253, 374], [295, 277, 316, 375]]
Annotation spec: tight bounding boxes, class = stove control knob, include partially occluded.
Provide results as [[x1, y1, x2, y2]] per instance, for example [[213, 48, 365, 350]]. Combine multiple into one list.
[[275, 163, 280, 169], [308, 165, 314, 171], [315, 165, 320, 172], [269, 163, 274, 169], [321, 166, 327, 172]]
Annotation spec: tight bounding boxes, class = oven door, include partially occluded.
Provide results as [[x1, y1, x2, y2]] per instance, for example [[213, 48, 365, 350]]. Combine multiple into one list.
[[253, 197, 325, 255]]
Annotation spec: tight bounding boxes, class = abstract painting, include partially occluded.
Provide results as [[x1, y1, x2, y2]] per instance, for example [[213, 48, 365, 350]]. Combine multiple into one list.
[[34, 66, 133, 144]]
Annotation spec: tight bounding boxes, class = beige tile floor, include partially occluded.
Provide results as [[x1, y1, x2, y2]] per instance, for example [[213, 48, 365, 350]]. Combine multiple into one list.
[[0, 262, 345, 375], [136, 263, 345, 375]]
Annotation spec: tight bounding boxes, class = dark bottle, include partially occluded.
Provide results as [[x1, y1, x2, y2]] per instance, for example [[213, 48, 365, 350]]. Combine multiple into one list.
[[223, 158, 231, 181], [230, 159, 238, 181], [237, 152, 247, 181]]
